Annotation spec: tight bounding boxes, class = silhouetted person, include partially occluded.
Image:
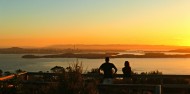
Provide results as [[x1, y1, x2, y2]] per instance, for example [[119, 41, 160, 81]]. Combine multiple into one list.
[[122, 61, 131, 78], [99, 57, 117, 84]]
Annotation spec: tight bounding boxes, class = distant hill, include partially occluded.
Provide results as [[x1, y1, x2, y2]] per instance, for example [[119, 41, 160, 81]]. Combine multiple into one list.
[[22, 52, 190, 59], [44, 44, 190, 51], [169, 48, 190, 53], [0, 45, 190, 54], [0, 47, 66, 54]]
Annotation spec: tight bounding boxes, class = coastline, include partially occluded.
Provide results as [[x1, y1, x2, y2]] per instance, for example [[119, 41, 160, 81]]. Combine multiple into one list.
[[22, 52, 190, 59]]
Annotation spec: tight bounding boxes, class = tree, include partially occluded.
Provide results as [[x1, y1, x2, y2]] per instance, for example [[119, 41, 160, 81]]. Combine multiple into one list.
[[4, 71, 11, 76], [51, 66, 65, 73], [15, 69, 25, 74]]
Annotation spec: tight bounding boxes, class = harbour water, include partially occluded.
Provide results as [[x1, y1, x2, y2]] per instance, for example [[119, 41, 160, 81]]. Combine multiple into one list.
[[0, 54, 190, 74]]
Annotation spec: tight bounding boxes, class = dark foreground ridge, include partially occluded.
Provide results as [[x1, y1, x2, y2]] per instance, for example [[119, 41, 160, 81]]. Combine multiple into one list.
[[22, 52, 190, 59], [1, 72, 190, 94]]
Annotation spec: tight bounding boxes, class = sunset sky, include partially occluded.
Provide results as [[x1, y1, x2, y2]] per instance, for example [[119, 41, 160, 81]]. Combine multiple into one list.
[[1, 0, 190, 47]]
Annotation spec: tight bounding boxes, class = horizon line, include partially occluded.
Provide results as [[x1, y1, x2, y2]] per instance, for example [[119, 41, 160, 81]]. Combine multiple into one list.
[[0, 44, 190, 48]]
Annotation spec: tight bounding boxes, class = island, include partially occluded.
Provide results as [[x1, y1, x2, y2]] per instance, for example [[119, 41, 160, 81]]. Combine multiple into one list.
[[22, 52, 190, 59]]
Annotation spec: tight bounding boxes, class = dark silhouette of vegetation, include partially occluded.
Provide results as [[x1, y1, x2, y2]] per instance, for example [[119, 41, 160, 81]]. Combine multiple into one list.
[[4, 71, 12, 76], [0, 68, 190, 94], [15, 69, 25, 74], [50, 66, 65, 73], [12, 62, 99, 94], [133, 70, 163, 84]]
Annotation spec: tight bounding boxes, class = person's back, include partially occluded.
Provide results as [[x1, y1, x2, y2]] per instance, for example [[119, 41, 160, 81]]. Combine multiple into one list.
[[99, 57, 117, 84], [122, 61, 131, 78], [100, 62, 116, 78]]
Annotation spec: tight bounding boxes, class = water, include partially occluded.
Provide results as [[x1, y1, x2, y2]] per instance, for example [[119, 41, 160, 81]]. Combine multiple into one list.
[[0, 54, 190, 75]]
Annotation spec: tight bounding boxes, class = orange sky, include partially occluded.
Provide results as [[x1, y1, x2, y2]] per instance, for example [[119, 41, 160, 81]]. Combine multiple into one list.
[[1, 1, 190, 48]]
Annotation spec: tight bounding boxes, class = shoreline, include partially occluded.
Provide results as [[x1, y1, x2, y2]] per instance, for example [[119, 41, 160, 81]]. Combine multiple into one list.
[[22, 52, 190, 59]]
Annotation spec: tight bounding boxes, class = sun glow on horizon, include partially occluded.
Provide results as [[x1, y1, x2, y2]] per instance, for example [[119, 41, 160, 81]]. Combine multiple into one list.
[[1, 0, 190, 48]]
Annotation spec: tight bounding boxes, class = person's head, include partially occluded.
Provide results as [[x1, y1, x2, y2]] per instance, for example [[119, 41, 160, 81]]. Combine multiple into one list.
[[124, 61, 130, 67], [105, 57, 110, 63]]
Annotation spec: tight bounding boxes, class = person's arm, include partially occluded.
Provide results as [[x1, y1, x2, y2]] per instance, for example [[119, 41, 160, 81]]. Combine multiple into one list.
[[98, 68, 101, 74], [98, 65, 102, 74], [113, 64, 117, 74], [129, 67, 132, 74], [122, 67, 125, 74]]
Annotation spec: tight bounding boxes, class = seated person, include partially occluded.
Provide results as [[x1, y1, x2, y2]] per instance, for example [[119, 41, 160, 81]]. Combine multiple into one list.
[[122, 61, 131, 78]]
